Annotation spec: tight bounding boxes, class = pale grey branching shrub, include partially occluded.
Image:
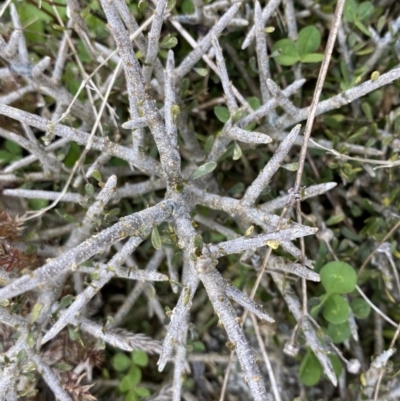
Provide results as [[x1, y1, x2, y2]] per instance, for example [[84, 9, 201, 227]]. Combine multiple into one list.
[[0, 0, 400, 400]]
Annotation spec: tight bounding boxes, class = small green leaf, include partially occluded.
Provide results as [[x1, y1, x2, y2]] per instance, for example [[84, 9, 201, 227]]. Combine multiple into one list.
[[231, 109, 244, 123], [151, 226, 162, 250], [91, 170, 102, 182], [273, 39, 300, 66], [355, 19, 371, 36], [301, 53, 324, 63], [167, 0, 176, 12], [170, 104, 180, 123], [246, 97, 261, 110], [146, 283, 156, 300], [30, 303, 44, 324], [281, 162, 299, 171], [138, 0, 147, 12], [357, 2, 374, 20], [326, 214, 345, 226], [26, 333, 36, 348], [326, 321, 351, 343], [80, 6, 91, 18], [64, 142, 81, 168], [204, 135, 215, 154], [28, 199, 49, 211], [5, 140, 22, 155], [320, 261, 357, 294], [344, 0, 357, 23], [351, 298, 371, 319], [134, 387, 151, 397], [193, 234, 203, 250], [299, 349, 322, 386], [323, 294, 350, 324], [214, 106, 230, 123], [127, 365, 142, 386], [361, 102, 373, 120], [54, 362, 73, 372], [181, 0, 194, 13], [371, 71, 380, 82], [125, 390, 139, 401], [119, 375, 132, 393], [297, 26, 321, 57], [245, 225, 254, 237], [194, 68, 208, 77], [191, 340, 206, 352], [160, 35, 178, 49], [17, 350, 26, 363], [377, 15, 386, 33], [85, 183, 95, 198], [112, 353, 131, 372], [132, 350, 149, 367], [232, 142, 242, 160], [191, 162, 217, 180], [227, 182, 245, 195], [0, 151, 13, 165], [329, 354, 343, 377]]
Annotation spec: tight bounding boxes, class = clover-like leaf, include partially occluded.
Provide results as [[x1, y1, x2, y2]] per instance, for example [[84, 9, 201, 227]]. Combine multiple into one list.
[[320, 261, 357, 294], [112, 352, 131, 372], [132, 350, 149, 367], [350, 298, 371, 319], [326, 321, 352, 344], [297, 26, 321, 57], [323, 294, 350, 324], [299, 349, 322, 386], [272, 39, 300, 66]]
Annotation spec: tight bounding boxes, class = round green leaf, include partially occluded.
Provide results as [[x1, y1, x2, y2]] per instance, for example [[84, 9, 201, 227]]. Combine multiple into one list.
[[299, 350, 322, 386], [28, 199, 49, 211], [119, 375, 133, 393], [320, 261, 357, 294], [326, 321, 351, 344], [132, 350, 148, 367], [112, 353, 131, 372], [323, 294, 350, 324], [351, 298, 371, 319], [134, 387, 151, 397], [272, 39, 300, 66], [246, 97, 261, 110], [191, 162, 217, 180], [126, 365, 142, 387], [357, 2, 374, 21], [214, 106, 230, 123], [297, 26, 321, 57]]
